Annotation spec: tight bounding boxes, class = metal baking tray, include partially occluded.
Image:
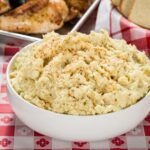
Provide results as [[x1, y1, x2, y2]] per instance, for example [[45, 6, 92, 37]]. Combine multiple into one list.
[[0, 0, 100, 47]]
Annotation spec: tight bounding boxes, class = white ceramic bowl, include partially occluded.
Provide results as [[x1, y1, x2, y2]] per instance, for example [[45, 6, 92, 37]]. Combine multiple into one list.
[[6, 41, 150, 141]]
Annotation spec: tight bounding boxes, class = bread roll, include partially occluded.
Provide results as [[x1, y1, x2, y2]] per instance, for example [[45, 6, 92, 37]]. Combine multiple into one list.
[[120, 0, 134, 17], [129, 0, 150, 29], [112, 0, 150, 29], [112, 0, 122, 6]]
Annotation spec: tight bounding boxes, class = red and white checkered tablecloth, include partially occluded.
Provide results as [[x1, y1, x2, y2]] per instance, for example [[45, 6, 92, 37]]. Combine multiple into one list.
[[0, 0, 150, 149]]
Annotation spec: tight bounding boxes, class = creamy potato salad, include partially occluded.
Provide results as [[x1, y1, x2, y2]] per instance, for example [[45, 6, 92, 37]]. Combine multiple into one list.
[[10, 31, 150, 115]]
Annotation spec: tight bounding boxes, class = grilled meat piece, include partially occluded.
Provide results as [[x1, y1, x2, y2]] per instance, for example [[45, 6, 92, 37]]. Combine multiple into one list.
[[64, 0, 93, 21], [0, 0, 10, 14], [0, 0, 68, 34]]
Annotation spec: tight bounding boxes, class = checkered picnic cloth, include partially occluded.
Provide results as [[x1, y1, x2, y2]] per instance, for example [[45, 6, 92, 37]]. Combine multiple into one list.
[[95, 0, 150, 57], [0, 1, 150, 149]]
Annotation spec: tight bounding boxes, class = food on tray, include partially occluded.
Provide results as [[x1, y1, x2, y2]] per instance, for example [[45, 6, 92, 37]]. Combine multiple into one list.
[[9, 31, 150, 115], [112, 0, 150, 29], [0, 0, 68, 33], [0, 0, 93, 34], [0, 0, 68, 34], [0, 0, 10, 14], [65, 0, 93, 21]]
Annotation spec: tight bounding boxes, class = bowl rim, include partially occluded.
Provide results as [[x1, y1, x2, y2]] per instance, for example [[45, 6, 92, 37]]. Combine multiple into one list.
[[6, 40, 150, 118]]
